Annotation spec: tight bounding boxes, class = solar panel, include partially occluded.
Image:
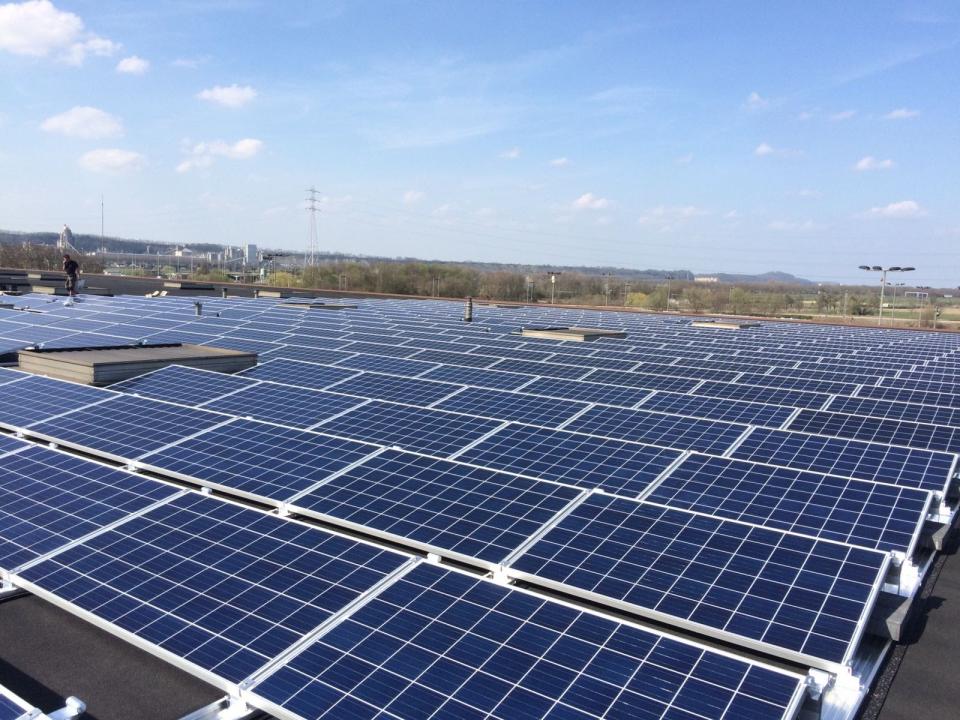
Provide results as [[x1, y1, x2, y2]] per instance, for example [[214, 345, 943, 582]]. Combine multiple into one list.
[[508, 494, 888, 670], [249, 563, 805, 720], [138, 419, 379, 503], [786, 409, 960, 454], [0, 367, 27, 385], [434, 387, 589, 427], [14, 493, 411, 687], [730, 428, 956, 496], [857, 384, 960, 410], [342, 341, 423, 358], [646, 454, 930, 555], [409, 349, 502, 368], [0, 375, 114, 429], [635, 362, 741, 383], [313, 401, 504, 457], [735, 374, 858, 396], [327, 373, 464, 406], [418, 364, 535, 391], [519, 377, 652, 408], [334, 353, 440, 378], [0, 445, 180, 570], [0, 684, 32, 720], [579, 369, 700, 393], [239, 359, 359, 390], [203, 336, 280, 354], [202, 383, 365, 429], [262, 346, 357, 364], [287, 450, 582, 567], [111, 365, 257, 405], [25, 394, 228, 462], [565, 406, 748, 454], [488, 358, 593, 380], [0, 434, 28, 455], [457, 423, 683, 497], [638, 391, 796, 428], [694, 381, 831, 410], [826, 394, 960, 427]]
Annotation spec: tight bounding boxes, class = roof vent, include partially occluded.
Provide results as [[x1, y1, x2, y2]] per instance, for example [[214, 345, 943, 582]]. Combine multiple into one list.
[[521, 326, 627, 342], [690, 320, 761, 330]]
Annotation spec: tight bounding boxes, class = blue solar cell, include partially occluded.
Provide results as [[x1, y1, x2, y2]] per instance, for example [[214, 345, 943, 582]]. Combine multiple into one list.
[[509, 494, 888, 669], [0, 367, 27, 385], [520, 377, 652, 407], [565, 405, 748, 454], [826, 394, 960, 427], [202, 337, 280, 354], [0, 686, 29, 720], [488, 358, 593, 380], [0, 445, 179, 570], [288, 450, 581, 566], [859, 384, 960, 409], [262, 345, 355, 364], [418, 365, 535, 391], [0, 375, 114, 429], [26, 395, 227, 461], [736, 373, 858, 396], [16, 493, 409, 685], [239, 358, 359, 390], [647, 454, 930, 554], [731, 428, 956, 495], [635, 362, 741, 383], [787, 409, 960, 453], [409, 349, 501, 368], [458, 423, 682, 496], [250, 563, 805, 720], [435, 387, 588, 427], [341, 341, 423, 358], [203, 383, 365, 429], [328, 373, 463, 406], [111, 365, 257, 405], [139, 419, 378, 502], [313, 401, 503, 456], [0, 434, 27, 455]]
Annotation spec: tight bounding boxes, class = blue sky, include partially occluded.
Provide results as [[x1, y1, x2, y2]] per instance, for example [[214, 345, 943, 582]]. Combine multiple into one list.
[[1, 1, 958, 283]]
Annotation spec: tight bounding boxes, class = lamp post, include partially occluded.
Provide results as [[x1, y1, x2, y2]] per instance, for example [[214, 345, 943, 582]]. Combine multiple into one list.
[[858, 265, 914, 326], [549, 272, 562, 304], [916, 286, 930, 327], [665, 274, 675, 309]]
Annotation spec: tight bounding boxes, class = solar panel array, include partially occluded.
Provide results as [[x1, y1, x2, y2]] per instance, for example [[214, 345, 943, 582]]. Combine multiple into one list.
[[3, 290, 960, 718]]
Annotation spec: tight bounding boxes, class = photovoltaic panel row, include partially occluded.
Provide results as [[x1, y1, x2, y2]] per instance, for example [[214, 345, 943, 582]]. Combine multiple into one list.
[[0, 445, 181, 571], [880, 375, 960, 395], [730, 428, 957, 496], [202, 382, 365, 429], [579, 369, 700, 393], [508, 493, 888, 671], [635, 362, 741, 384], [694, 381, 831, 410], [239, 358, 360, 390], [287, 450, 582, 568], [137, 419, 380, 503], [312, 401, 504, 457], [24, 394, 228, 462], [646, 454, 930, 555], [435, 387, 589, 428], [12, 493, 410, 689], [249, 563, 805, 720], [0, 375, 115, 429], [565, 406, 748, 455], [518, 376, 652, 408], [734, 374, 859, 397], [786, 409, 960, 454], [825, 394, 960, 428], [638, 391, 796, 429], [111, 364, 257, 405], [334, 353, 440, 378], [417, 364, 535, 391], [457, 423, 683, 497], [0, 434, 28, 456], [488, 358, 594, 380], [857, 384, 960, 410], [0, 683, 45, 720]]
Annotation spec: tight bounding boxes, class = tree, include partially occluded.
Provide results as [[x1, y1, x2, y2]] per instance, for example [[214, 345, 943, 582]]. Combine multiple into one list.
[[683, 286, 712, 313]]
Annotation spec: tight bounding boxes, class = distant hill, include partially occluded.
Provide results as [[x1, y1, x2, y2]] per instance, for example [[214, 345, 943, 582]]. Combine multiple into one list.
[[1, 228, 812, 284]]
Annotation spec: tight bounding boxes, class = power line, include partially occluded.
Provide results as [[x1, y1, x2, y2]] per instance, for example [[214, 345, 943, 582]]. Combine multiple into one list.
[[305, 187, 321, 266]]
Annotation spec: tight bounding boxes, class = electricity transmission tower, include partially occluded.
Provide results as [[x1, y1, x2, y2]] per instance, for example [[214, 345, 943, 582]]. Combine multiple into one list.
[[305, 187, 321, 266]]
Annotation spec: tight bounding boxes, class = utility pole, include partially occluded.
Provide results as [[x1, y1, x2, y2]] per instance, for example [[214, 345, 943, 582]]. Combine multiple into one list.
[[305, 187, 321, 267], [549, 271, 562, 304]]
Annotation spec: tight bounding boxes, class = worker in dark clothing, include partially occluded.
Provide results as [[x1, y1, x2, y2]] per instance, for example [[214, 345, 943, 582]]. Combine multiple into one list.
[[62, 254, 80, 296]]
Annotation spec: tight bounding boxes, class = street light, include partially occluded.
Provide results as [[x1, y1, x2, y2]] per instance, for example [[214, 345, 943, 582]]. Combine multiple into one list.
[[858, 265, 915, 325]]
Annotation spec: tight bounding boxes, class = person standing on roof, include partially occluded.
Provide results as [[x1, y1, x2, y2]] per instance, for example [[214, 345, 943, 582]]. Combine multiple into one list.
[[62, 254, 80, 297]]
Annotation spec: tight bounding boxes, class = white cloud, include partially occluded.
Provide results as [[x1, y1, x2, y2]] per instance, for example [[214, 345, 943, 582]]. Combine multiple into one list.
[[865, 200, 925, 218], [176, 138, 263, 172], [116, 55, 149, 74], [829, 109, 856, 121], [675, 153, 694, 164], [744, 91, 769, 110], [884, 107, 920, 120], [40, 106, 122, 138], [78, 148, 144, 173], [499, 147, 521, 159], [402, 190, 424, 205], [854, 155, 895, 171], [550, 157, 569, 167], [196, 84, 257, 108], [754, 142, 798, 157], [0, 1, 118, 64], [572, 192, 609, 210]]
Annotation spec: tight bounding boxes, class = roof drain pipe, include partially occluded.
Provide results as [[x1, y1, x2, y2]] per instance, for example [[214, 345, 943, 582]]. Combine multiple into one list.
[[463, 296, 473, 323]]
